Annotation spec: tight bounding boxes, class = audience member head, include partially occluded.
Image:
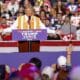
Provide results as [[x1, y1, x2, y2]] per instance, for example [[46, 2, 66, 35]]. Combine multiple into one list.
[[1, 3, 7, 11], [29, 57, 42, 69], [9, 71, 21, 80], [57, 0, 62, 6], [45, 19, 51, 27], [39, 10, 46, 18], [56, 69, 69, 80], [64, 16, 70, 23], [41, 66, 54, 80], [43, 5, 49, 12], [50, 7, 56, 17], [69, 0, 75, 4], [11, 0, 17, 4], [24, 0, 31, 8], [19, 63, 40, 80], [5, 65, 11, 80], [0, 16, 7, 24], [0, 65, 10, 80], [57, 56, 67, 68], [56, 13, 62, 20], [17, 6, 24, 16], [46, 12, 51, 19], [65, 8, 70, 16]]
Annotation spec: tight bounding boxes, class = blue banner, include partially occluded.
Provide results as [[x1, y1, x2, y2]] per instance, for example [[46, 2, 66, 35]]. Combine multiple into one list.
[[12, 29, 47, 41]]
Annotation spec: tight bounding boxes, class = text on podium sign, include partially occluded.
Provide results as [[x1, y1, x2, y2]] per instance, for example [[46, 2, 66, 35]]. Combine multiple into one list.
[[12, 29, 47, 41]]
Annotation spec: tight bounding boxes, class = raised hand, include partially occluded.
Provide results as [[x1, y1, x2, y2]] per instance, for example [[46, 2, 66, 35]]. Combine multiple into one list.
[[66, 44, 73, 55]]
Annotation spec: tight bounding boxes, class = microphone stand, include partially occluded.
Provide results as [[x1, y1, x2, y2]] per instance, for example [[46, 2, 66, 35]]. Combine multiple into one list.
[[28, 16, 31, 52], [69, 16, 72, 45]]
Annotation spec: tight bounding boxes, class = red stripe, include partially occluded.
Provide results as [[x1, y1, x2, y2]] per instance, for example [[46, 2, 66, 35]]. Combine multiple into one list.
[[0, 41, 18, 47], [0, 41, 80, 47], [40, 40, 80, 46]]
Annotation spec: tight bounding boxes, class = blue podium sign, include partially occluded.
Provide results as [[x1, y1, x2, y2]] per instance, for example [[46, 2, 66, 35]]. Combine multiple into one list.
[[12, 29, 47, 41]]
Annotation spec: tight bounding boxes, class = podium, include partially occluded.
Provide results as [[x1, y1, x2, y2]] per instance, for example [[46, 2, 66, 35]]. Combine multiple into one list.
[[18, 41, 40, 52], [12, 29, 47, 52]]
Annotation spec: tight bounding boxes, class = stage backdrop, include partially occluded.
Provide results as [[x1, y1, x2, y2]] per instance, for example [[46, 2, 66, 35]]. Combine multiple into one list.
[[0, 52, 80, 69]]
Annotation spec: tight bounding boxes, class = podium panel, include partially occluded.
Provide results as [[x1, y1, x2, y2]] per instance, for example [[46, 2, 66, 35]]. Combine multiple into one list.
[[30, 41, 40, 52], [18, 41, 29, 52], [18, 41, 40, 52]]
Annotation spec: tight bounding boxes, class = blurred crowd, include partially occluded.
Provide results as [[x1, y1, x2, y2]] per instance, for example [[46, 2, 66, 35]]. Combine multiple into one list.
[[0, 1, 80, 80], [0, 44, 80, 80], [0, 0, 80, 40]]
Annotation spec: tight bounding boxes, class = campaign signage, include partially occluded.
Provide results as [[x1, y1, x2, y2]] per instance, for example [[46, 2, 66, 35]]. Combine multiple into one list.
[[12, 29, 47, 41]]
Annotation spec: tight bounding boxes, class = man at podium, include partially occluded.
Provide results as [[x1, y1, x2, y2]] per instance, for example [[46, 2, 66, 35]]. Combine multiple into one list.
[[1, 6, 45, 33], [0, 6, 46, 52]]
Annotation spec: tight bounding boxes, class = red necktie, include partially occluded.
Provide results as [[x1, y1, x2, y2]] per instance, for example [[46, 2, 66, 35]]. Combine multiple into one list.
[[28, 16, 31, 29]]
